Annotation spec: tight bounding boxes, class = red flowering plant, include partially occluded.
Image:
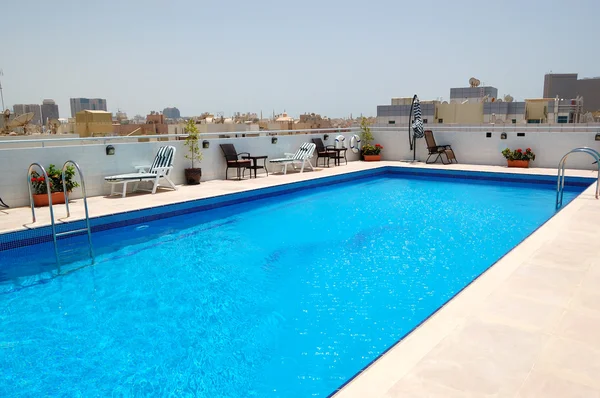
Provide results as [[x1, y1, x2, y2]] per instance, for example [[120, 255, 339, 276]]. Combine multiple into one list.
[[30, 174, 50, 194], [501, 147, 535, 161], [30, 164, 79, 195], [362, 143, 384, 155]]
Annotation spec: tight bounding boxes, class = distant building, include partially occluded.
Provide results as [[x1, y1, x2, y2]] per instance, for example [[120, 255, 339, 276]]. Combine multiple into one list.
[[162, 107, 181, 119], [264, 112, 294, 131], [450, 86, 498, 103], [113, 112, 168, 136], [114, 110, 128, 124], [146, 112, 165, 125], [233, 112, 259, 123], [255, 112, 335, 132], [543, 73, 600, 112], [377, 80, 584, 125], [297, 113, 333, 129], [132, 114, 146, 124], [377, 97, 437, 126], [168, 121, 259, 135], [75, 110, 113, 137], [70, 98, 107, 117], [41, 99, 59, 124], [13, 104, 42, 125]]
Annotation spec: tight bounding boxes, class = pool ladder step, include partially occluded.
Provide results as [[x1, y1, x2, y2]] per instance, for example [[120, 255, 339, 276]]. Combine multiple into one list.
[[27, 160, 95, 266], [556, 147, 600, 209], [55, 228, 90, 238]]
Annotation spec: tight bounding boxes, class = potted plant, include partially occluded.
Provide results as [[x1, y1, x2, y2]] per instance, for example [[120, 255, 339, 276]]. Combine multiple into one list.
[[501, 147, 535, 168], [30, 164, 79, 207], [183, 119, 203, 185], [359, 116, 374, 160], [362, 143, 384, 161]]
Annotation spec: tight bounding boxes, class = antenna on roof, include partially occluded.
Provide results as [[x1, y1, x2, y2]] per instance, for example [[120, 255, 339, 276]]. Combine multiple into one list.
[[469, 77, 481, 87], [0, 69, 5, 111]]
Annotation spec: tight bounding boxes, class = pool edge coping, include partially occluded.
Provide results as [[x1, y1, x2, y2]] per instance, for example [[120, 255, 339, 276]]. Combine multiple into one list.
[[0, 162, 594, 239]]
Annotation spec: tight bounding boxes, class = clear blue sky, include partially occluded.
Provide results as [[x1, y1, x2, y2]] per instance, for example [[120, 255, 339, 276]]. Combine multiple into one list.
[[3, 0, 599, 118]]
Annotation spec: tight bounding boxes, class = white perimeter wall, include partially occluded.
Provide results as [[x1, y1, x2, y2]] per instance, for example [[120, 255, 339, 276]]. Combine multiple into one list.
[[1, 130, 599, 208], [375, 130, 600, 170], [0, 133, 359, 208]]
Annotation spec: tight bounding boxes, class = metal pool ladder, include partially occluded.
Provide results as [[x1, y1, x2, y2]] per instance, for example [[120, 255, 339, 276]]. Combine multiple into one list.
[[27, 161, 94, 265], [556, 147, 600, 209]]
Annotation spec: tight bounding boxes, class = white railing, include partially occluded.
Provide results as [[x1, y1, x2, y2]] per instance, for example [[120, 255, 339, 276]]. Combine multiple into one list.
[[373, 125, 600, 131], [0, 133, 189, 147], [0, 127, 359, 149], [1, 124, 599, 149]]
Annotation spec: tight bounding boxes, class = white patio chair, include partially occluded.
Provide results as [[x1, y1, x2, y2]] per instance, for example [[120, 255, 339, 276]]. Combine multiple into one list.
[[269, 142, 316, 175], [105, 146, 177, 197]]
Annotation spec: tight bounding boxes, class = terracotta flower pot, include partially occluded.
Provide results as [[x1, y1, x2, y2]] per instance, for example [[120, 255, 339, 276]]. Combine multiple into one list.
[[32, 192, 67, 207], [507, 159, 529, 168], [363, 155, 381, 162]]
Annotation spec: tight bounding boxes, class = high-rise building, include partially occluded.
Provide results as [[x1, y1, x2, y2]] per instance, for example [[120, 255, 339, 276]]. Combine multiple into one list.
[[13, 104, 42, 125], [543, 73, 600, 112], [70, 98, 107, 117], [41, 99, 59, 123], [543, 74, 578, 100], [163, 107, 181, 119]]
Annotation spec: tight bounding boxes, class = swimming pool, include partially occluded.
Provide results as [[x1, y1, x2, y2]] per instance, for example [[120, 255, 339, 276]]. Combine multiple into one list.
[[0, 168, 592, 397]]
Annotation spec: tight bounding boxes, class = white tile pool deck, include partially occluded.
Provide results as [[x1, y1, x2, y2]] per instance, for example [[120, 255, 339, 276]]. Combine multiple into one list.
[[2, 161, 600, 397]]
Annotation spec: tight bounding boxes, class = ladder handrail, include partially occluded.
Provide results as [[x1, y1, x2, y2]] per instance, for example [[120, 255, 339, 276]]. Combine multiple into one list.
[[62, 160, 88, 218], [27, 163, 60, 264], [556, 147, 600, 209], [62, 160, 94, 262]]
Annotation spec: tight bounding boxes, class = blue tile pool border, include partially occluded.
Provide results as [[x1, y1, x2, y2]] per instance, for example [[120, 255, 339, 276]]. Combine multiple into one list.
[[0, 166, 594, 252]]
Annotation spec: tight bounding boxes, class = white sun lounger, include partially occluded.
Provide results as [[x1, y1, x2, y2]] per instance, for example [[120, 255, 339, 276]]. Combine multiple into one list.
[[105, 146, 177, 198], [269, 142, 316, 175]]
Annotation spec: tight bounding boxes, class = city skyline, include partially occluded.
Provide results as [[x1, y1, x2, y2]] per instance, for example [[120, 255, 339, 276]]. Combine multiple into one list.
[[3, 0, 599, 119], [69, 98, 108, 117]]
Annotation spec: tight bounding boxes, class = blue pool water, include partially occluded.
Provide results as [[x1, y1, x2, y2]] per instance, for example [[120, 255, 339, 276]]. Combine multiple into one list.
[[0, 173, 586, 397]]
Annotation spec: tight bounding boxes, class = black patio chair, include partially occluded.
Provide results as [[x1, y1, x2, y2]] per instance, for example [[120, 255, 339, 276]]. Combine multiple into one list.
[[220, 144, 252, 180], [424, 130, 457, 164], [311, 138, 336, 167]]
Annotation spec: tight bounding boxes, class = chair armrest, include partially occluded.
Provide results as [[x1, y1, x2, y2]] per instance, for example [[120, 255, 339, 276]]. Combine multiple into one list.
[[152, 166, 173, 176], [325, 145, 336, 150], [135, 165, 151, 173], [238, 152, 251, 158]]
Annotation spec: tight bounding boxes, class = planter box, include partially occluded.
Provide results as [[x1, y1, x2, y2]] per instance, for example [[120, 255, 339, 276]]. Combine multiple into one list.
[[185, 168, 202, 185], [507, 159, 529, 168], [32, 192, 67, 207], [363, 155, 381, 162]]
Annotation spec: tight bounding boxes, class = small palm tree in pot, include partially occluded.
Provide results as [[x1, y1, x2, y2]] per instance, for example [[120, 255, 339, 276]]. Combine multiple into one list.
[[184, 119, 203, 185]]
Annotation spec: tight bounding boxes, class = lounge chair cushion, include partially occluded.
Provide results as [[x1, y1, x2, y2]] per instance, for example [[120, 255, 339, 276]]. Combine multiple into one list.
[[105, 173, 160, 182], [227, 160, 251, 166], [269, 157, 295, 163]]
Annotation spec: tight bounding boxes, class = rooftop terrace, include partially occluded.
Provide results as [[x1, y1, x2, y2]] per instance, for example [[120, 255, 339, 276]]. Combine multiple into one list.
[[1, 127, 600, 396]]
